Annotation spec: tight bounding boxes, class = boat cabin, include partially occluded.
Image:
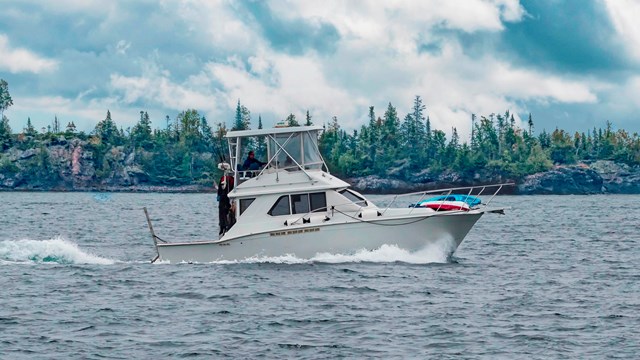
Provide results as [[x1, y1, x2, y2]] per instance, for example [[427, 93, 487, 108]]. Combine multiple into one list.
[[220, 126, 378, 237]]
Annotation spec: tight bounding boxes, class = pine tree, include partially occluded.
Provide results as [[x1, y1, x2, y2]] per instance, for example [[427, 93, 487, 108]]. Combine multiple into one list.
[[65, 121, 76, 134], [94, 110, 121, 145], [377, 103, 400, 172], [305, 110, 313, 126], [232, 100, 251, 130], [0, 115, 12, 150], [132, 110, 153, 149], [53, 115, 60, 133], [201, 116, 213, 145], [286, 113, 299, 127], [25, 117, 37, 136], [0, 79, 13, 119], [471, 113, 476, 149]]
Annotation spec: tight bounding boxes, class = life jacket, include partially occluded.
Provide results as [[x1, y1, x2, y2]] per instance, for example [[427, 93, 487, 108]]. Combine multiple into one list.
[[219, 175, 234, 192]]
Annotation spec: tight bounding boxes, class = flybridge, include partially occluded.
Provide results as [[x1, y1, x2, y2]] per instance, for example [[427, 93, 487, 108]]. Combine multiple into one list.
[[225, 125, 329, 182]]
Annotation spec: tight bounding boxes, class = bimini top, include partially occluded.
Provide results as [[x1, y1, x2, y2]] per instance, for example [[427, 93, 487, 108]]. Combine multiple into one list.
[[225, 125, 323, 138], [225, 125, 329, 188]]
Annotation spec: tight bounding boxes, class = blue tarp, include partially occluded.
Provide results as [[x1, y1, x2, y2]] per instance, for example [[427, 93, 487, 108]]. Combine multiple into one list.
[[418, 194, 481, 207]]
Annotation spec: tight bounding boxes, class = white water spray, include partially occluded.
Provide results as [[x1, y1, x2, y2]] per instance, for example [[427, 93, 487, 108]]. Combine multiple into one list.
[[201, 238, 456, 265], [0, 237, 115, 265]]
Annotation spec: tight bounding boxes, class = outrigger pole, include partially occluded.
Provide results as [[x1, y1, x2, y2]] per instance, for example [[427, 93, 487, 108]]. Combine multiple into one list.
[[143, 207, 166, 263]]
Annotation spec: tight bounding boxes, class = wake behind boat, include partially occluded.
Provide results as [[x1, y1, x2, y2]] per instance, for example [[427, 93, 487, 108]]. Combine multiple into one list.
[[145, 125, 510, 263]]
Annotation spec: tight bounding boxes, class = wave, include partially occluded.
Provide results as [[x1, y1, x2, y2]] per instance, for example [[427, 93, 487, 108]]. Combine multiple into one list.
[[204, 240, 454, 265], [0, 237, 115, 265]]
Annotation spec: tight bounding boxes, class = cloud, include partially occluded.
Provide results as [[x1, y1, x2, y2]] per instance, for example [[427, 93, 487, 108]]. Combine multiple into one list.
[[495, 1, 632, 74], [205, 52, 368, 128], [1, 0, 640, 137], [109, 62, 215, 113], [0, 34, 58, 73], [605, 0, 640, 61], [241, 1, 341, 55]]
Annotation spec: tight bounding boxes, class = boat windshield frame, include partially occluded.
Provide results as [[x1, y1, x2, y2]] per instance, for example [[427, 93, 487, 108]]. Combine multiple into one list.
[[225, 126, 328, 181]]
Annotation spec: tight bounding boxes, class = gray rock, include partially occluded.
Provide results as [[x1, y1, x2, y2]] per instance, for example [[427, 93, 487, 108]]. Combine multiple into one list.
[[518, 166, 603, 194], [590, 160, 640, 193], [19, 148, 39, 159]]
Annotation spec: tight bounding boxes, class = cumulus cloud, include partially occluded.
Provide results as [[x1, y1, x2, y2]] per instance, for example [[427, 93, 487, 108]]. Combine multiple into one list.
[[605, 0, 640, 61], [0, 34, 58, 73], [109, 63, 215, 112], [1, 0, 640, 135]]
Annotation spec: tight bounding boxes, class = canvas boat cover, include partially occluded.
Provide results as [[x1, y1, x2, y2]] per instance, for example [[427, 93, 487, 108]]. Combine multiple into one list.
[[418, 194, 481, 207]]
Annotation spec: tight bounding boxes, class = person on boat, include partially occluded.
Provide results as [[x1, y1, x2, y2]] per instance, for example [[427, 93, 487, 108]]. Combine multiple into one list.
[[242, 151, 266, 171], [217, 174, 235, 236]]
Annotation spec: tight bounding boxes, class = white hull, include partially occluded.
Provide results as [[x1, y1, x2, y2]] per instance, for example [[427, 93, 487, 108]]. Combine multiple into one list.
[[146, 126, 511, 264], [156, 211, 483, 263]]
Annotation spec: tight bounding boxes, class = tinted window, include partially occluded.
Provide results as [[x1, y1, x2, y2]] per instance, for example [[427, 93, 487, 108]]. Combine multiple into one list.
[[291, 194, 310, 214], [310, 192, 327, 212], [340, 189, 367, 206], [269, 195, 290, 216], [239, 198, 255, 215]]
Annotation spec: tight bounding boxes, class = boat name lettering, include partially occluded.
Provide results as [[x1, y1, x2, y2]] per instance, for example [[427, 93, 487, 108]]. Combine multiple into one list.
[[270, 228, 320, 237]]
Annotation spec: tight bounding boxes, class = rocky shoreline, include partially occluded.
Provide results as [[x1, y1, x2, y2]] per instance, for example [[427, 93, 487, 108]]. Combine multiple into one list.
[[3, 160, 639, 195], [347, 160, 640, 195], [1, 138, 638, 195]]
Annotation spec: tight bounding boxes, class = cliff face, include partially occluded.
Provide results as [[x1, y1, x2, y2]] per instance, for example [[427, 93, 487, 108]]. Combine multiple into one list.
[[0, 137, 209, 192]]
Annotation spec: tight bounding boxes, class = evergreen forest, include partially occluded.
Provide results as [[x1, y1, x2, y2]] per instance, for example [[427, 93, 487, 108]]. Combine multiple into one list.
[[1, 77, 639, 188]]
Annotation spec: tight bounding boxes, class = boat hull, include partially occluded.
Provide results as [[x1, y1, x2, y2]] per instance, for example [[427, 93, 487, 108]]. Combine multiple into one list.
[[156, 212, 483, 263]]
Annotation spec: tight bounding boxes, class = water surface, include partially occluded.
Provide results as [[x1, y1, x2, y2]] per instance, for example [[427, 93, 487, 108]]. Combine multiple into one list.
[[1, 193, 638, 358]]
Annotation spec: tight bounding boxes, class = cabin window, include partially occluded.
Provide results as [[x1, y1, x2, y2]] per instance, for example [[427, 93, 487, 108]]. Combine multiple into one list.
[[291, 194, 310, 215], [310, 192, 327, 212], [339, 189, 367, 206], [239, 198, 255, 215], [268, 195, 290, 216]]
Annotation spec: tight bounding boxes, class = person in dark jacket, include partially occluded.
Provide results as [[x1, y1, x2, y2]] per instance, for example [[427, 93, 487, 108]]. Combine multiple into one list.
[[217, 174, 235, 236], [242, 151, 266, 171]]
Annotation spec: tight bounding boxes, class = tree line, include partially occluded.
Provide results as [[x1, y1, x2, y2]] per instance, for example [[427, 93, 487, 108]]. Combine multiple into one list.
[[1, 77, 639, 187], [319, 96, 640, 180]]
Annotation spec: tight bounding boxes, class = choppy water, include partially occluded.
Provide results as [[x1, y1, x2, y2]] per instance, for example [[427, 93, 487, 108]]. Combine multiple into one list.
[[0, 192, 638, 359]]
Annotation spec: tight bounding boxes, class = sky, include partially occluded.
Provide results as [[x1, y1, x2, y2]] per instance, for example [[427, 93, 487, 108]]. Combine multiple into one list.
[[1, 0, 640, 140]]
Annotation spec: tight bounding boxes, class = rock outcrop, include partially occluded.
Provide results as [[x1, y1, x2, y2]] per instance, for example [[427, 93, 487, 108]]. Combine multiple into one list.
[[0, 139, 212, 192], [590, 160, 640, 194], [517, 166, 603, 194]]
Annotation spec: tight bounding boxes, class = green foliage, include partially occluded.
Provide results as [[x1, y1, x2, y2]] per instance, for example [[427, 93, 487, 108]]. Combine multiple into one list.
[[131, 111, 153, 150], [22, 145, 60, 184], [0, 116, 12, 150], [232, 100, 251, 131], [0, 155, 19, 175], [94, 110, 123, 145], [286, 113, 300, 127], [317, 97, 640, 182], [305, 110, 313, 126], [0, 79, 13, 119]]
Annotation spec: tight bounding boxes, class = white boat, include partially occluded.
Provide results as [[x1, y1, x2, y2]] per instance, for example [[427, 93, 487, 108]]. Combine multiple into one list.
[[145, 125, 510, 263]]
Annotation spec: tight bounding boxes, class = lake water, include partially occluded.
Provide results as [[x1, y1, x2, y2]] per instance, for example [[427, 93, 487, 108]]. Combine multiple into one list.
[[0, 192, 638, 359]]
